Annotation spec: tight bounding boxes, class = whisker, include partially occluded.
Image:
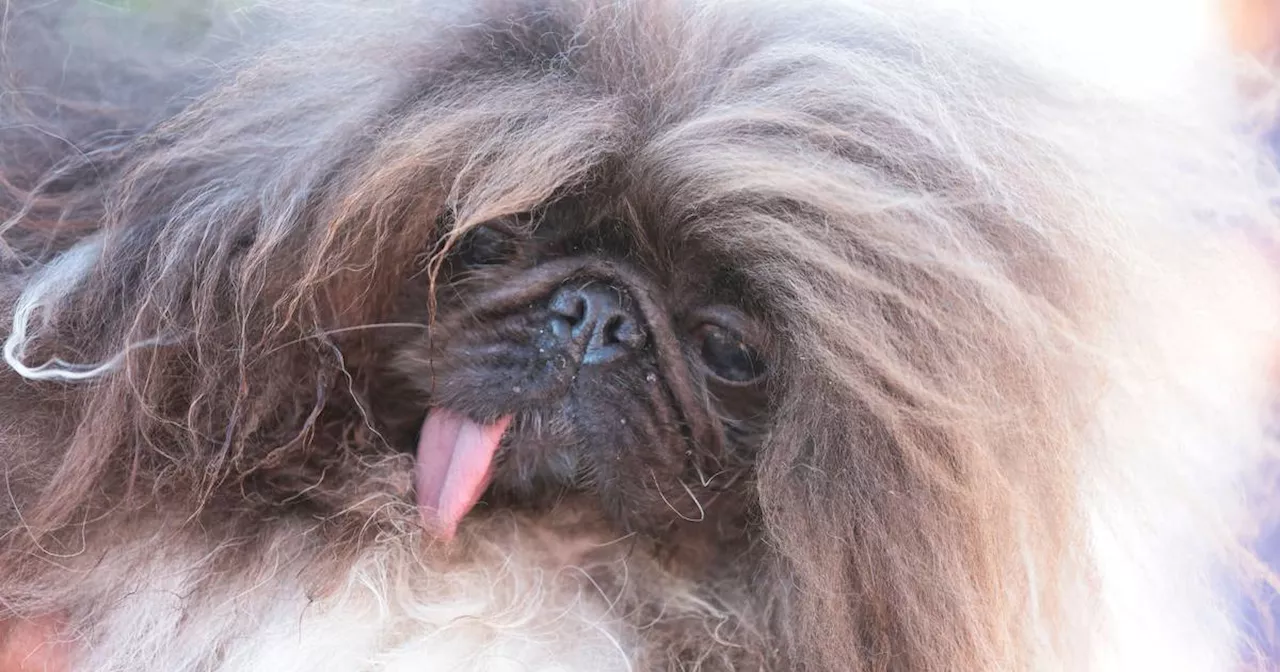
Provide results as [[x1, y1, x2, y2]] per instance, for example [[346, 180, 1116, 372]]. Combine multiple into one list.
[[694, 464, 730, 488], [651, 470, 706, 523], [261, 322, 429, 357]]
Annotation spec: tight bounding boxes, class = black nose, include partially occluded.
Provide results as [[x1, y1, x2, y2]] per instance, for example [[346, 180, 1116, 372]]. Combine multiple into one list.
[[547, 283, 647, 365]]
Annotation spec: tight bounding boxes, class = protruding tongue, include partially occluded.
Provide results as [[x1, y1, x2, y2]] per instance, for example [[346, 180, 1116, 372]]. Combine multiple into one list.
[[414, 408, 513, 541]]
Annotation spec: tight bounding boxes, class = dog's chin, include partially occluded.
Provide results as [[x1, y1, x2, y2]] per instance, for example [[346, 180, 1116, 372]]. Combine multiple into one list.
[[410, 402, 675, 541]]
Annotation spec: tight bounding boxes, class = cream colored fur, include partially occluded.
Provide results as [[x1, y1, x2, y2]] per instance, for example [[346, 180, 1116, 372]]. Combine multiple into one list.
[[51, 519, 651, 671]]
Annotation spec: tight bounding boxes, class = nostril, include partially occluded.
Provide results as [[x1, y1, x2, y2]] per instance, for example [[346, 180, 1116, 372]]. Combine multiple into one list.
[[601, 314, 622, 345], [602, 313, 645, 349], [549, 290, 586, 326]]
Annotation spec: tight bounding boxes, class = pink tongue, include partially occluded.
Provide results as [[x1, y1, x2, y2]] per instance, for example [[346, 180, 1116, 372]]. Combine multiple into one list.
[[414, 409, 513, 541]]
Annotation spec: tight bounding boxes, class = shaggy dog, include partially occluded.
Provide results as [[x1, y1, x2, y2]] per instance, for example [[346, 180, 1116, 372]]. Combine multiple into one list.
[[0, 0, 1278, 670]]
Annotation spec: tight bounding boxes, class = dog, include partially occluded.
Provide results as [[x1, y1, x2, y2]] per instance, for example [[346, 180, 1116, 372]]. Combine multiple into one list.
[[0, 0, 1277, 669]]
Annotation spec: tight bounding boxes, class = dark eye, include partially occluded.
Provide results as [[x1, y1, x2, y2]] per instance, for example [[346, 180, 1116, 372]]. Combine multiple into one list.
[[454, 224, 517, 267], [694, 323, 765, 384]]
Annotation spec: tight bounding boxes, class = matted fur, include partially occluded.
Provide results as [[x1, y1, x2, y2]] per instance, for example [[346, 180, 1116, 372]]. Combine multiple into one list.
[[0, 0, 1278, 670]]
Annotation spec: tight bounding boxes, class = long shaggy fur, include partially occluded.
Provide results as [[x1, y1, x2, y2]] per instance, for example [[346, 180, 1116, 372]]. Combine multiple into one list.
[[0, 0, 1278, 670]]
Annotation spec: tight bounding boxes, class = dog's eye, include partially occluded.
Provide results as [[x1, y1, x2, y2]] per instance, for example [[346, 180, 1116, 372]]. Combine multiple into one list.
[[693, 323, 765, 384], [454, 225, 517, 267]]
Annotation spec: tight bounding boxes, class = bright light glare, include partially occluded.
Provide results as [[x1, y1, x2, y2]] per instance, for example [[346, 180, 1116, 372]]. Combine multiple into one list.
[[934, 0, 1226, 100]]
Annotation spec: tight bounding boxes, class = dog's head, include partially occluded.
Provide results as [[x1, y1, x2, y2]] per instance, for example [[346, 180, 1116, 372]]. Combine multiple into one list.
[[391, 201, 771, 538]]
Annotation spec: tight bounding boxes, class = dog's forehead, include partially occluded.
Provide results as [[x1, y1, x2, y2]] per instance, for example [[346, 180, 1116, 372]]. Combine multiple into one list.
[[518, 198, 760, 308]]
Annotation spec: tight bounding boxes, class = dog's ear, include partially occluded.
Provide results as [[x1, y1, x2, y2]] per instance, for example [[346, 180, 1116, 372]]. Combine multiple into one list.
[[747, 213, 1095, 668], [757, 371, 1084, 669]]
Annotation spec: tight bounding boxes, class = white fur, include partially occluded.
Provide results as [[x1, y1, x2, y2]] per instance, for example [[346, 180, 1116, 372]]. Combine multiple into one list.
[[55, 523, 651, 672], [3, 237, 169, 383]]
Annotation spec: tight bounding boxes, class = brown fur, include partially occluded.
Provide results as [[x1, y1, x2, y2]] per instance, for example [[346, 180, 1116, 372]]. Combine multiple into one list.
[[0, 0, 1278, 670]]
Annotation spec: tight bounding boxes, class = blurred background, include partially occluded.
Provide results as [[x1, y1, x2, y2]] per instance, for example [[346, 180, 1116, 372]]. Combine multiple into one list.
[[1228, 0, 1280, 58]]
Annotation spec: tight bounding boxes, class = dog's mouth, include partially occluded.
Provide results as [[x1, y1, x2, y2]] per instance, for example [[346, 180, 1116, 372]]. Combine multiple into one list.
[[414, 408, 514, 540]]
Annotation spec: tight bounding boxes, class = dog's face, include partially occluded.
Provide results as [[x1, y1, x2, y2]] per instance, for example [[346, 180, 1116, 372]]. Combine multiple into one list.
[[390, 201, 773, 539]]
